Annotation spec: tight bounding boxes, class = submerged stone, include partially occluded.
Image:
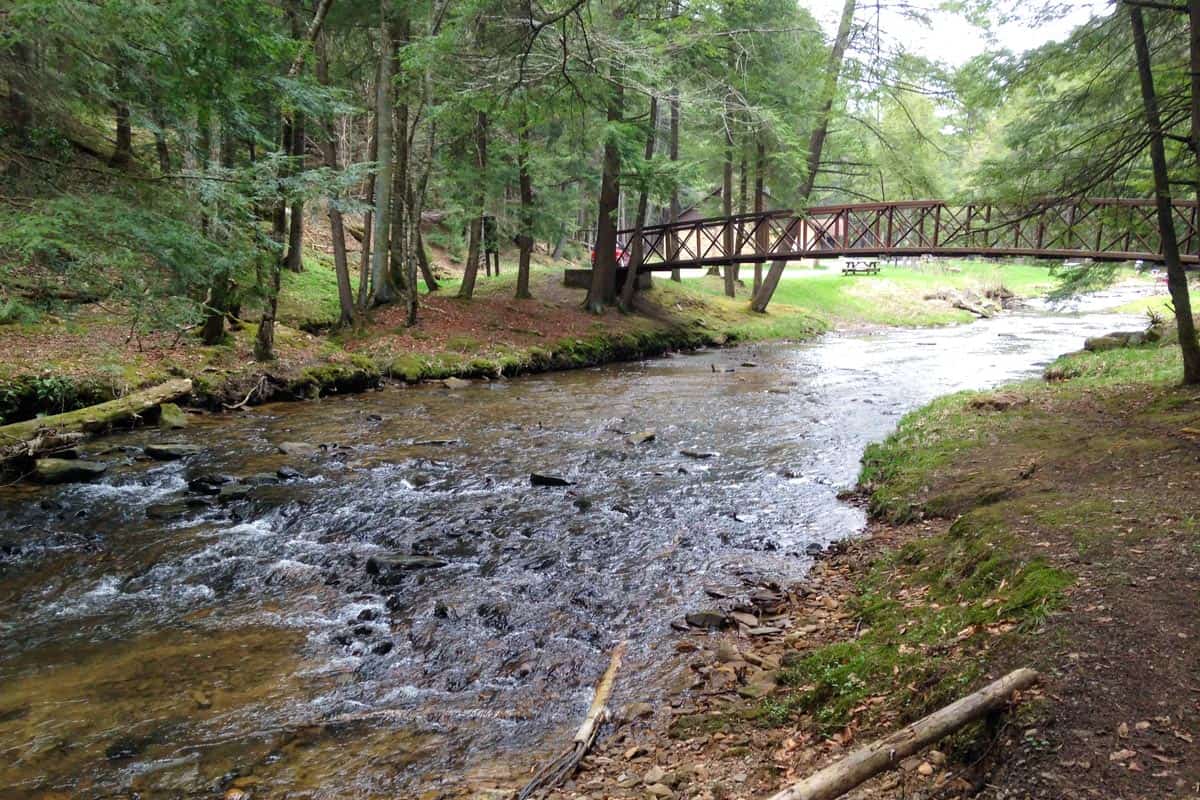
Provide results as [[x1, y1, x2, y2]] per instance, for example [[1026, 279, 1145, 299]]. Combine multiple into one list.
[[367, 555, 449, 585], [145, 502, 193, 520], [278, 441, 318, 456], [685, 610, 728, 630], [626, 430, 656, 445], [217, 484, 252, 503], [145, 443, 204, 460], [187, 472, 236, 495], [530, 473, 572, 487]]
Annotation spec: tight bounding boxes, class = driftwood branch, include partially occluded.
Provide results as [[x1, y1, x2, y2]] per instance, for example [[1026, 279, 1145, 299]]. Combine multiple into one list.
[[767, 668, 1040, 800], [0, 430, 86, 463], [518, 641, 628, 799]]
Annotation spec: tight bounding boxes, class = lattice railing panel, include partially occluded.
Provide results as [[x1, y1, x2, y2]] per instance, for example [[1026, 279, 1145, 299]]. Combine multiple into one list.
[[620, 198, 1200, 271]]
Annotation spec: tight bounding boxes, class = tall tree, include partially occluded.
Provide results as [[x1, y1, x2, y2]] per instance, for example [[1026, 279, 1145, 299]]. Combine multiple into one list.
[[751, 0, 856, 313], [1130, 3, 1200, 383], [587, 78, 623, 313], [458, 111, 489, 299], [255, 0, 335, 360], [620, 95, 658, 309], [669, 81, 682, 283], [370, 5, 398, 307], [315, 32, 355, 329], [515, 104, 536, 300]]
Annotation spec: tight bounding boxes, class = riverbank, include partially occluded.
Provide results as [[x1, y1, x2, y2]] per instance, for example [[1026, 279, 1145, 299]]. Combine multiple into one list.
[[0, 253, 1058, 427], [532, 325, 1200, 800]]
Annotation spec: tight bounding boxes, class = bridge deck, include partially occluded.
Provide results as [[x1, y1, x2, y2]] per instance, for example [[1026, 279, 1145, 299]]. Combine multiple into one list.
[[617, 199, 1200, 271]]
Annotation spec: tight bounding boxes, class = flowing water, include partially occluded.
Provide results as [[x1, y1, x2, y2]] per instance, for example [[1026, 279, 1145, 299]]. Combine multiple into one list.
[[0, 289, 1153, 798]]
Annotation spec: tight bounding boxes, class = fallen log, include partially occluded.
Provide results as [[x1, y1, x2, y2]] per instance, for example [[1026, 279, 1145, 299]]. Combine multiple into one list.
[[0, 378, 193, 462], [517, 641, 628, 800], [766, 667, 1039, 800]]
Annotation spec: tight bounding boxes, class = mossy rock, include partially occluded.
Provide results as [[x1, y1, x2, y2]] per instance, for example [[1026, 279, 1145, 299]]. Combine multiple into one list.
[[158, 402, 188, 429], [34, 458, 107, 483], [289, 360, 382, 397]]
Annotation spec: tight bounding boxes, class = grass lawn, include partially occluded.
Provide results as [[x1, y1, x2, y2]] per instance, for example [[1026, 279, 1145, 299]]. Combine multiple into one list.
[[678, 259, 1064, 328]]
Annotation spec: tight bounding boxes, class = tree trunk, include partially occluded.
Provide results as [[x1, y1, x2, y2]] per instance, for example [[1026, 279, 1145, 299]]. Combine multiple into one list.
[[401, 70, 433, 325], [515, 108, 535, 300], [316, 33, 355, 328], [370, 5, 398, 306], [1190, 1, 1200, 224], [201, 125, 235, 345], [1131, 4, 1200, 383], [459, 111, 489, 299], [253, 0, 334, 359], [110, 102, 133, 167], [389, 10, 413, 309], [1192, 1, 1200, 162], [255, 121, 289, 362], [283, 0, 306, 273], [284, 109, 306, 272], [6, 42, 32, 144], [620, 96, 658, 309], [388, 102, 411, 301], [722, 105, 736, 297], [153, 116, 171, 174], [416, 231, 438, 291], [754, 136, 766, 295], [751, 0, 855, 313], [736, 142, 747, 285], [358, 107, 378, 310], [409, 105, 440, 295], [669, 75, 681, 283], [587, 79, 623, 313]]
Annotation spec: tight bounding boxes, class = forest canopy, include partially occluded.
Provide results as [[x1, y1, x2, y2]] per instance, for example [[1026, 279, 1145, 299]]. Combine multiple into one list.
[[0, 0, 1195, 362]]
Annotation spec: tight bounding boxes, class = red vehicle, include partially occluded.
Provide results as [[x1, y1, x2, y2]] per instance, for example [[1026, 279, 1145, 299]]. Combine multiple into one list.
[[590, 244, 629, 267]]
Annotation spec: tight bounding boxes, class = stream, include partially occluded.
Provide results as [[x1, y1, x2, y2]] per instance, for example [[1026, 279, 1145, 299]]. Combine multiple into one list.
[[0, 287, 1153, 798]]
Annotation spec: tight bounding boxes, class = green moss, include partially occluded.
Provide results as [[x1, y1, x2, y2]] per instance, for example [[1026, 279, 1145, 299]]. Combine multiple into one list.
[[276, 254, 360, 331], [858, 392, 990, 522], [446, 335, 483, 353], [1043, 338, 1182, 387], [769, 507, 1071, 734], [289, 358, 382, 398]]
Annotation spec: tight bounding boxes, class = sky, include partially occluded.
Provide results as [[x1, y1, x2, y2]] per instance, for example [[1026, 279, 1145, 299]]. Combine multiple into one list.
[[803, 0, 1112, 66]]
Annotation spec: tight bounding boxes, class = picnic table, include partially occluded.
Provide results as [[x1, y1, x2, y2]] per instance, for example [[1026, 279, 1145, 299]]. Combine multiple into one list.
[[841, 259, 880, 275]]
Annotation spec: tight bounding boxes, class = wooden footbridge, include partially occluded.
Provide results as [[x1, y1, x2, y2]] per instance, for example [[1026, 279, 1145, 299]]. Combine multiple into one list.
[[617, 198, 1200, 272]]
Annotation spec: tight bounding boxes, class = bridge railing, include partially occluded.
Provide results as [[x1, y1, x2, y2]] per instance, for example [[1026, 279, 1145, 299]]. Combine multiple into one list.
[[618, 198, 1200, 271]]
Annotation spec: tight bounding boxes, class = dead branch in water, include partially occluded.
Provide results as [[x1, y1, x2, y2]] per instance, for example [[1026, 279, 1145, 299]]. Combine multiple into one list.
[[517, 641, 628, 799]]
